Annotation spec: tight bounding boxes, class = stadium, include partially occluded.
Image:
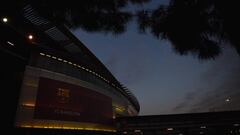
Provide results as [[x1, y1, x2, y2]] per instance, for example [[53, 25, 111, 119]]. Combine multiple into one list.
[[3, 2, 240, 135], [1, 4, 139, 134]]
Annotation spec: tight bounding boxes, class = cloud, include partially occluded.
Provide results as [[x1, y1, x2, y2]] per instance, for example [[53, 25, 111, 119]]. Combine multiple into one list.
[[173, 91, 199, 112], [173, 47, 240, 113]]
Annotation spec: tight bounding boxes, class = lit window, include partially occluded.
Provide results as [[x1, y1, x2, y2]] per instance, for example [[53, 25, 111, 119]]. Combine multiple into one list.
[[167, 128, 174, 131], [134, 129, 141, 132], [234, 123, 239, 126], [200, 126, 206, 129]]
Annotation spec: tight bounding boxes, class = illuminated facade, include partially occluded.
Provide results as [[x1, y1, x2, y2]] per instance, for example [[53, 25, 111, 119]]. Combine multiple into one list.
[[0, 4, 139, 133]]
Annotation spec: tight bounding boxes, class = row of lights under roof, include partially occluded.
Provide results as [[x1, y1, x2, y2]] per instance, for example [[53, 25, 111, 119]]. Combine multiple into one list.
[[40, 52, 137, 100], [39, 52, 124, 91]]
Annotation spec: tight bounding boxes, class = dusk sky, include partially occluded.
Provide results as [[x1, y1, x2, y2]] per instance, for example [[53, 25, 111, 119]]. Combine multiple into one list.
[[72, 1, 240, 115]]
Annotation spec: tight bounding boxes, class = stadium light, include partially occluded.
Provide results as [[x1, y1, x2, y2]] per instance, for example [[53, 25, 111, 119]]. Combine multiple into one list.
[[2, 17, 8, 23], [28, 34, 33, 40]]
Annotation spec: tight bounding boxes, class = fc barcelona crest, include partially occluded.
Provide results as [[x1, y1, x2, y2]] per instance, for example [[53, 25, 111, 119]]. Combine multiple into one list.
[[56, 88, 70, 103]]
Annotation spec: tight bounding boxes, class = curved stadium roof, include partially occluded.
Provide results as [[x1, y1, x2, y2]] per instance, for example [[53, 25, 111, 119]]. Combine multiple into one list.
[[2, 4, 140, 112]]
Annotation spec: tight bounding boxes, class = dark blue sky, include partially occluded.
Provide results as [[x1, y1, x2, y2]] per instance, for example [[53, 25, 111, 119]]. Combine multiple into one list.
[[72, 1, 240, 115]]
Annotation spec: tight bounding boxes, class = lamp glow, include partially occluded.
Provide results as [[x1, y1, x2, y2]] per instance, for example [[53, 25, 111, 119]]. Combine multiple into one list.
[[28, 34, 33, 40], [2, 17, 8, 23]]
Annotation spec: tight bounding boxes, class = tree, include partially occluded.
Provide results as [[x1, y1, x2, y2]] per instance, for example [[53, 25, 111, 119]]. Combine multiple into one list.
[[1, 0, 240, 59], [137, 0, 240, 59], [1, 0, 149, 34]]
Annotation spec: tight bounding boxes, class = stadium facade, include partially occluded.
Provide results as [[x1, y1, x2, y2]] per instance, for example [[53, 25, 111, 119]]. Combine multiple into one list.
[[1, 4, 139, 133]]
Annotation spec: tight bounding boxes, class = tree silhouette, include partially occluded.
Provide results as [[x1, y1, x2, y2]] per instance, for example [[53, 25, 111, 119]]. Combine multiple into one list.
[[137, 0, 240, 59], [1, 0, 149, 34], [1, 0, 240, 59]]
